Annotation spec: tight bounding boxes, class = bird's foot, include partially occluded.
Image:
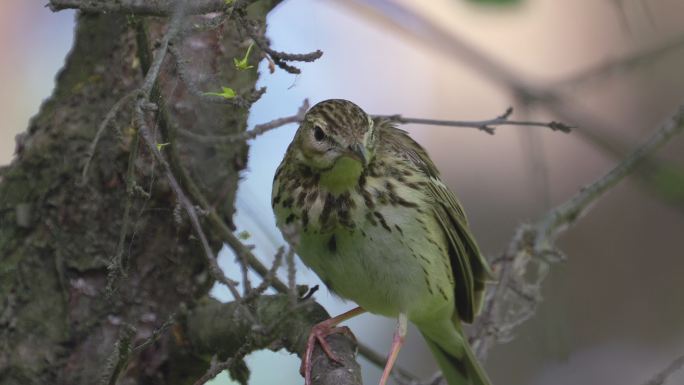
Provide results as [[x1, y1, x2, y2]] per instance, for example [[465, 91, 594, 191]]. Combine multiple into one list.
[[300, 322, 356, 385]]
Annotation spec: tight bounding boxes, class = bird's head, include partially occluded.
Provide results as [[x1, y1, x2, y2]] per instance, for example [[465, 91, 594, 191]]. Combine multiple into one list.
[[293, 99, 376, 172]]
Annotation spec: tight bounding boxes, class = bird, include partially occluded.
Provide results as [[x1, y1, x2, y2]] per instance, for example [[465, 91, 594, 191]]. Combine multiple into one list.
[[272, 99, 493, 385]]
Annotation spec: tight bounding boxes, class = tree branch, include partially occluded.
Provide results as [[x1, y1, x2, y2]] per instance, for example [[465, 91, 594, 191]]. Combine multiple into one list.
[[233, 9, 323, 74], [375, 107, 572, 135], [185, 295, 362, 385], [135, 106, 243, 301], [177, 99, 309, 143], [554, 34, 684, 89], [536, 104, 684, 244], [643, 353, 684, 385], [126, 3, 244, 301], [470, 103, 684, 360], [48, 0, 226, 16], [344, 0, 684, 209]]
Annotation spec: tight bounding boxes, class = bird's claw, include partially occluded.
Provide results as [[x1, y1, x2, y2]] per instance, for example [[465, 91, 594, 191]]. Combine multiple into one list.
[[300, 323, 354, 385]]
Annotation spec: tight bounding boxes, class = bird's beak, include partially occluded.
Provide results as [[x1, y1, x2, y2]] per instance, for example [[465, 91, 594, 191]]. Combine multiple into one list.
[[348, 143, 369, 166]]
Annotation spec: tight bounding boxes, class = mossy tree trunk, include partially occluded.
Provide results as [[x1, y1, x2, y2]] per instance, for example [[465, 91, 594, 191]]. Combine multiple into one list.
[[0, 3, 280, 384]]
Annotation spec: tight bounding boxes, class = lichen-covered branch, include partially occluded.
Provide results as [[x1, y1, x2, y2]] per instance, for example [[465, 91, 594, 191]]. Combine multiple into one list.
[[184, 295, 362, 385]]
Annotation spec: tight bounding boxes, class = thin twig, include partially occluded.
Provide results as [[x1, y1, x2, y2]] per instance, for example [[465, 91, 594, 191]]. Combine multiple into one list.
[[233, 99, 310, 141], [135, 106, 242, 301], [139, 5, 184, 97], [177, 99, 309, 144], [242, 247, 285, 303], [238, 244, 253, 296], [168, 45, 265, 108], [99, 315, 176, 385], [80, 90, 140, 185], [285, 247, 297, 306], [375, 107, 572, 135], [233, 10, 322, 74], [344, 0, 684, 176], [192, 342, 254, 385], [130, 314, 176, 354], [105, 128, 140, 297]]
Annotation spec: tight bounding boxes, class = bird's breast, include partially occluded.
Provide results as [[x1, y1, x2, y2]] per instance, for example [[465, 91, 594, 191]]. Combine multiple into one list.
[[273, 171, 455, 321]]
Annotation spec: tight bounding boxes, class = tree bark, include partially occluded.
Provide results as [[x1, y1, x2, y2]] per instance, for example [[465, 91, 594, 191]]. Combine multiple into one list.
[[0, 2, 281, 384]]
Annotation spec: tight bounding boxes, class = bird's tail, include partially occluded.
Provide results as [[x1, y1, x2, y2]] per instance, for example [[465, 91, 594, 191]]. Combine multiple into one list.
[[422, 332, 491, 385]]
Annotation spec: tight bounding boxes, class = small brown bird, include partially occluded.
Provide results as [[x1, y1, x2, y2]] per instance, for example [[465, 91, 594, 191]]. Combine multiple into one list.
[[272, 99, 492, 385]]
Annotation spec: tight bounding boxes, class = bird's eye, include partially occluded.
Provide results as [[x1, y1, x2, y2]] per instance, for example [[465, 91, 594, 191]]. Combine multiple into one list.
[[313, 126, 325, 141]]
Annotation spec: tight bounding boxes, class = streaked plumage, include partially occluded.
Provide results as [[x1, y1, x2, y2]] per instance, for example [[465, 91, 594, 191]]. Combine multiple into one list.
[[272, 99, 493, 385]]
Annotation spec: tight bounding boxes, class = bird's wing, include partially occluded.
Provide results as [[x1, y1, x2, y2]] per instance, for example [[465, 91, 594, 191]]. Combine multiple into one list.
[[379, 121, 493, 323]]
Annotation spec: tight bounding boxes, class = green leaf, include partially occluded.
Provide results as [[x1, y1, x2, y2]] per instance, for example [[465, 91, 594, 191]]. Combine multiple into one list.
[[238, 230, 251, 240], [203, 87, 236, 99], [156, 142, 170, 151], [224, 0, 234, 5], [233, 43, 255, 71]]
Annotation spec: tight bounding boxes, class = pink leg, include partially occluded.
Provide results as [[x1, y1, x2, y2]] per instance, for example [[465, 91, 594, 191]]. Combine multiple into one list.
[[378, 313, 408, 385], [301, 306, 366, 385]]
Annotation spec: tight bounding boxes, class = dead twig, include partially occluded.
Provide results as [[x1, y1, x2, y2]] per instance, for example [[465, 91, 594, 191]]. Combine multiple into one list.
[[375, 107, 572, 135]]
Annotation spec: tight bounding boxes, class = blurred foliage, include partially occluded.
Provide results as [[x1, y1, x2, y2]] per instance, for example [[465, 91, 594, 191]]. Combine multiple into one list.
[[647, 161, 684, 206], [466, 0, 522, 5]]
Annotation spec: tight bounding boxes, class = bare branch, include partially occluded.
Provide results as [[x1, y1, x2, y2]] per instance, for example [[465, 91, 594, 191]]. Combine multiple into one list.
[[470, 103, 684, 360], [186, 295, 362, 385], [643, 354, 684, 385], [554, 34, 684, 89], [134, 106, 242, 301], [344, 0, 684, 191], [178, 99, 309, 143], [238, 99, 310, 141], [375, 107, 572, 135], [536, 104, 684, 245], [234, 10, 323, 74], [242, 247, 285, 302], [48, 0, 226, 16], [285, 246, 297, 305], [138, 5, 184, 96]]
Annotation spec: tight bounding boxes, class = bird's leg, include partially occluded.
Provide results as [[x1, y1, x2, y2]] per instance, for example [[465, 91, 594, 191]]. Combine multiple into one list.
[[378, 313, 408, 385], [301, 306, 366, 385]]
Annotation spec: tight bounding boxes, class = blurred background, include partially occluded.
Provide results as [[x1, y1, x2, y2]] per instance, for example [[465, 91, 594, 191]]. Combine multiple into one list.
[[2, 0, 683, 384]]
